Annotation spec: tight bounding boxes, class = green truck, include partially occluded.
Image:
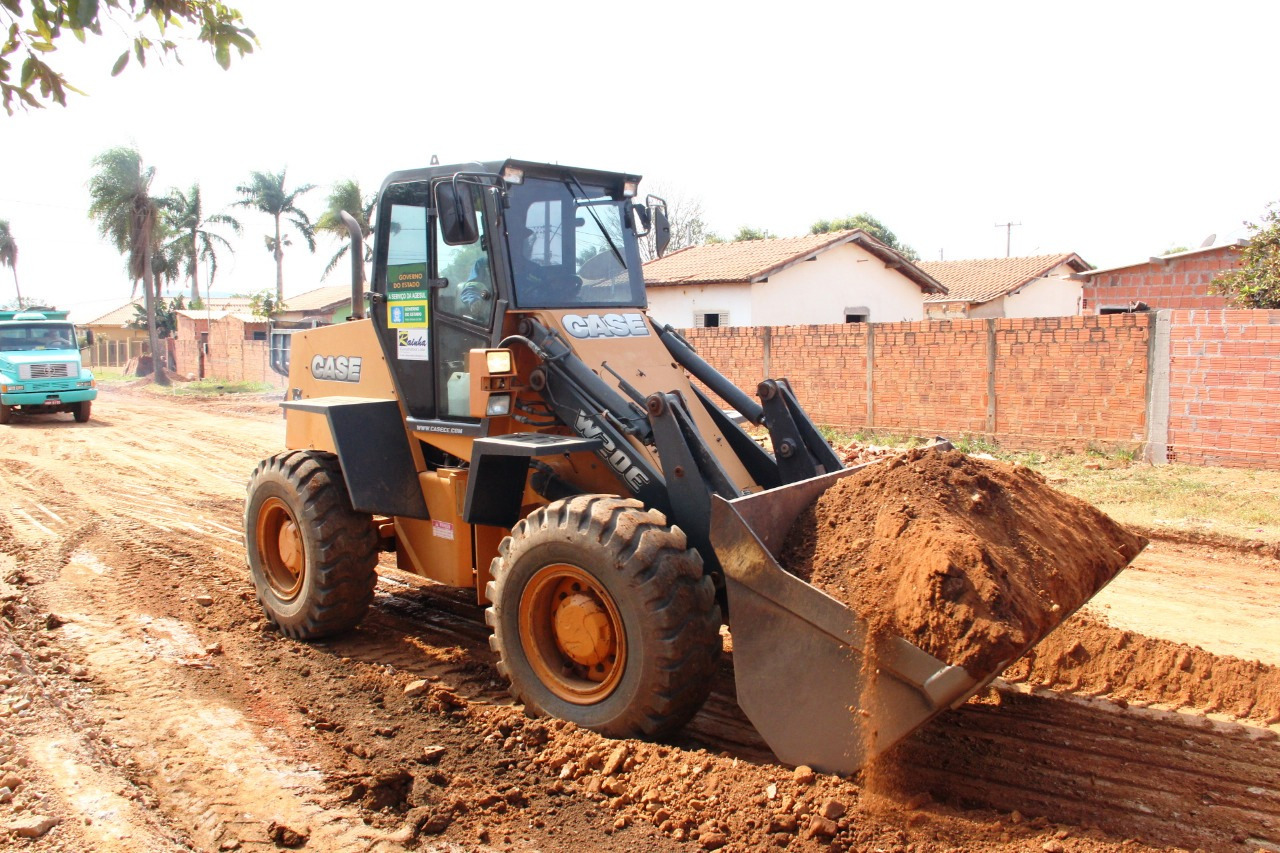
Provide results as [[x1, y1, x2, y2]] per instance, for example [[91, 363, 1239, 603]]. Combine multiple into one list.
[[0, 310, 96, 424]]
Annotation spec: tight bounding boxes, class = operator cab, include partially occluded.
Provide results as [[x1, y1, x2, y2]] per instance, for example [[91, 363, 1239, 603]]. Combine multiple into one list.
[[368, 159, 669, 425]]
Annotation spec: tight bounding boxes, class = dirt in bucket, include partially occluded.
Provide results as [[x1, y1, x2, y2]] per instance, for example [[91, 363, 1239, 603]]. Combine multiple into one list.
[[778, 448, 1148, 676]]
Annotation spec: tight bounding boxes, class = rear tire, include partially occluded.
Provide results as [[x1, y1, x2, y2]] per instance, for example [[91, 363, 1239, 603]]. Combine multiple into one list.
[[0, 404, 10, 425], [73, 401, 91, 423], [486, 495, 721, 739], [245, 450, 378, 639]]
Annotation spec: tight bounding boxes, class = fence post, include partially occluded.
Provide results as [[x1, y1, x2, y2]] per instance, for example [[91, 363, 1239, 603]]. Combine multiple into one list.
[[1144, 310, 1171, 465], [985, 319, 997, 436], [865, 323, 876, 429]]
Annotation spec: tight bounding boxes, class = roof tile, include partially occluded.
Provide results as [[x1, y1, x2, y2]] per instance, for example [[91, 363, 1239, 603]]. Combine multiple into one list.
[[917, 254, 1090, 303], [643, 230, 945, 294]]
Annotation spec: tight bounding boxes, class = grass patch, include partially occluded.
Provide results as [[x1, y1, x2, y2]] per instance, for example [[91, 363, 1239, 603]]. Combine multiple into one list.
[[814, 424, 1280, 544], [1025, 458, 1280, 543], [169, 379, 273, 396], [90, 367, 131, 383]]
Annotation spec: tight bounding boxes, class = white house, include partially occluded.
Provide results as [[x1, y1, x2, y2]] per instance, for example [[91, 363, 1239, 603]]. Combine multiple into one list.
[[642, 230, 945, 328], [917, 253, 1092, 319]]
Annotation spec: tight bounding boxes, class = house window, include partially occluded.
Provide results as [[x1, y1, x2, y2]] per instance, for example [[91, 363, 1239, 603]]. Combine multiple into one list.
[[695, 311, 728, 328], [844, 305, 869, 324], [252, 331, 267, 341]]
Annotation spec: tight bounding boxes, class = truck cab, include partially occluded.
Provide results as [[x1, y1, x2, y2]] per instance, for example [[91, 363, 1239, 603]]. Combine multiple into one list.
[[0, 310, 97, 424]]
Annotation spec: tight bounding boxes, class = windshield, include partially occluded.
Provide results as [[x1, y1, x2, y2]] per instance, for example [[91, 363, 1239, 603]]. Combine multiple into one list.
[[0, 323, 77, 352], [506, 177, 645, 309]]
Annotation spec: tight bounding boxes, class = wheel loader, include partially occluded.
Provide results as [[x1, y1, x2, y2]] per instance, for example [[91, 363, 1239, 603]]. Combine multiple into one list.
[[245, 159, 1119, 774]]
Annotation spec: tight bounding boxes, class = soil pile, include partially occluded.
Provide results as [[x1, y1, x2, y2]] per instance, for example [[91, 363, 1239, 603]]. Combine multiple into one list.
[[779, 448, 1147, 676], [1005, 613, 1280, 722]]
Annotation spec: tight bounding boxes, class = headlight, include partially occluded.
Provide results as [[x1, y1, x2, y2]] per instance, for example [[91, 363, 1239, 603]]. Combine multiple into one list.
[[485, 394, 512, 417], [1, 384, 23, 392], [485, 350, 513, 374], [76, 380, 94, 388]]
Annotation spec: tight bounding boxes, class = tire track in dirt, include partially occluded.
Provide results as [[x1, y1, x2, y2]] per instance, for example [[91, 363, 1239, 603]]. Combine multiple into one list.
[[38, 527, 421, 851], [2, 388, 1276, 852]]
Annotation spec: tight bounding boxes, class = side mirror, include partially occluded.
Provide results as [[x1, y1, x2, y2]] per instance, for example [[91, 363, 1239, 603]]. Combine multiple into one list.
[[84, 329, 95, 346], [653, 203, 671, 258], [437, 181, 480, 246], [631, 202, 652, 236]]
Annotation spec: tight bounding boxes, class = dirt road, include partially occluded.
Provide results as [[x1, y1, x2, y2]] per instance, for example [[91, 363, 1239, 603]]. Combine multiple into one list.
[[0, 387, 1276, 852]]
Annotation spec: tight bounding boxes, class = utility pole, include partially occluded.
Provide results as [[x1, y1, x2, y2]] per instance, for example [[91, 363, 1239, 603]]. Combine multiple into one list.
[[994, 221, 1021, 257]]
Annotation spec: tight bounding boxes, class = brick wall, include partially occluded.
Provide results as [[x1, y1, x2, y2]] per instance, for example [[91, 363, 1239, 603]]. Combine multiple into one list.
[[681, 315, 1151, 453], [201, 316, 285, 390], [1082, 246, 1239, 313], [1167, 310, 1280, 467]]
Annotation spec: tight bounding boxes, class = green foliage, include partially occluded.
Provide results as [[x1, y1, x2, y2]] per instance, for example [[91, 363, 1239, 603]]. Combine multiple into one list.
[[810, 212, 920, 261], [1211, 201, 1280, 309], [130, 294, 184, 337], [235, 169, 315, 302], [1162, 245, 1190, 255], [314, 179, 374, 279], [0, 0, 256, 114], [164, 183, 240, 302], [246, 289, 285, 319], [732, 225, 772, 242]]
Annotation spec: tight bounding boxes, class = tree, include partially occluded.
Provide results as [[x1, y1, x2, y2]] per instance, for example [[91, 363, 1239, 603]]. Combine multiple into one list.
[[314, 179, 373, 279], [638, 187, 715, 262], [244, 289, 284, 321], [87, 145, 171, 385], [235, 170, 315, 304], [164, 184, 240, 304], [0, 219, 21, 307], [732, 226, 772, 242], [1211, 201, 1280, 309], [130, 294, 183, 338], [0, 0, 255, 115], [810, 213, 919, 261]]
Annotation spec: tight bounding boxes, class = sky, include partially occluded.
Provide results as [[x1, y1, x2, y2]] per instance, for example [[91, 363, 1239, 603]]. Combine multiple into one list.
[[1, 1, 1278, 322]]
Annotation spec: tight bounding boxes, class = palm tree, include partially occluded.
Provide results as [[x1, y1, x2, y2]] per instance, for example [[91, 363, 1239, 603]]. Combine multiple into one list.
[[234, 170, 315, 303], [0, 220, 21, 307], [165, 184, 241, 305], [87, 146, 171, 385], [314, 179, 374, 279]]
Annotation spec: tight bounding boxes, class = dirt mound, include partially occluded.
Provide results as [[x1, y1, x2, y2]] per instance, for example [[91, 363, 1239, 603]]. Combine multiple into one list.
[[779, 448, 1147, 676], [1005, 613, 1280, 722]]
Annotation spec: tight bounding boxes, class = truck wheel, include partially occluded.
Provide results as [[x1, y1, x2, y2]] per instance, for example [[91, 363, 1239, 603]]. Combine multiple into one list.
[[245, 450, 378, 639], [485, 495, 721, 739], [0, 404, 10, 425], [73, 401, 91, 423]]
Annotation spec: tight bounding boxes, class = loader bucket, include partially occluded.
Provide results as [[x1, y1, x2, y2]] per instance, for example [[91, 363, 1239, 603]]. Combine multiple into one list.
[[710, 464, 991, 776]]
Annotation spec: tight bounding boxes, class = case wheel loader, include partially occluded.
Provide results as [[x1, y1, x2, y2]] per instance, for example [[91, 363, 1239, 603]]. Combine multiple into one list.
[[244, 159, 1119, 773]]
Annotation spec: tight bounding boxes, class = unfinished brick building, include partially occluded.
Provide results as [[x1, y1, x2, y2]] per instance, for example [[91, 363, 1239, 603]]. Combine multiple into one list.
[[1077, 242, 1243, 314]]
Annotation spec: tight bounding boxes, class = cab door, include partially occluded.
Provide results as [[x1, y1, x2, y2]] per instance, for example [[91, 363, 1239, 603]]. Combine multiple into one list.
[[371, 179, 496, 425]]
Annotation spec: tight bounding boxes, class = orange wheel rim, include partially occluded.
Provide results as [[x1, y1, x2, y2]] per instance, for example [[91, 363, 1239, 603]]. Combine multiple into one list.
[[518, 563, 626, 705], [256, 496, 305, 600]]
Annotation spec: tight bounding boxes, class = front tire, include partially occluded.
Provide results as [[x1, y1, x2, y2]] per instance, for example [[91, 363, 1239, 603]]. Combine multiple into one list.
[[486, 495, 721, 739], [73, 401, 91, 423], [0, 404, 11, 425], [245, 451, 378, 639]]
